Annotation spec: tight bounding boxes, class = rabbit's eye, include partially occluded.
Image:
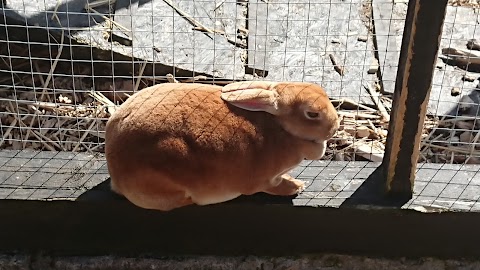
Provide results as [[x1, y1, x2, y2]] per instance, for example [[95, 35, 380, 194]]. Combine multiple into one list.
[[305, 111, 320, 119]]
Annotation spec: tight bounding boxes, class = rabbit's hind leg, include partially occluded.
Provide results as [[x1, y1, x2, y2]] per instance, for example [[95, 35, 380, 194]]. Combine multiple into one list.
[[263, 174, 306, 196], [125, 188, 194, 211], [116, 171, 194, 211]]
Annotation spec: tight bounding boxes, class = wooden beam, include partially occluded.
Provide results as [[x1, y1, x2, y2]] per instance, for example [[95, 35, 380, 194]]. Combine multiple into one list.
[[382, 0, 448, 196]]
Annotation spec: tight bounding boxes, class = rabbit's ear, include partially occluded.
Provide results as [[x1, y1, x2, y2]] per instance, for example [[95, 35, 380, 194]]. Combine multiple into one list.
[[221, 81, 280, 115]]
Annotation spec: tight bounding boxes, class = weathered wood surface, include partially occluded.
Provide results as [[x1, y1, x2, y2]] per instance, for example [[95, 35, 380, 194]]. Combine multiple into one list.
[[382, 0, 448, 196], [373, 0, 480, 116], [75, 0, 247, 79], [111, 0, 137, 44], [372, 0, 403, 95], [3, 0, 480, 110], [1, 0, 247, 79], [1, 150, 480, 212], [246, 0, 378, 105], [1, 0, 379, 103], [247, 0, 268, 76]]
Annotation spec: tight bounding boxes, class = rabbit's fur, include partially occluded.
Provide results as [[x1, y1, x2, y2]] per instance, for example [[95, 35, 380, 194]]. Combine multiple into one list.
[[105, 81, 339, 211]]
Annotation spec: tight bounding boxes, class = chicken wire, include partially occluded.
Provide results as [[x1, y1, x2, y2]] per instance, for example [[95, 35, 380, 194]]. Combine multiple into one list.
[[0, 0, 380, 163], [419, 2, 480, 164], [0, 0, 477, 165]]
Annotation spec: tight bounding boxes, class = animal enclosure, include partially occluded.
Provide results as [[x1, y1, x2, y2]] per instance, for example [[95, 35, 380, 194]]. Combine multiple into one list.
[[1, 0, 480, 218]]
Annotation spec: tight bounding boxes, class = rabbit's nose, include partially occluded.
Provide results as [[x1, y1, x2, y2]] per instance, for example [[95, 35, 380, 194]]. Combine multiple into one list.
[[327, 122, 340, 138]]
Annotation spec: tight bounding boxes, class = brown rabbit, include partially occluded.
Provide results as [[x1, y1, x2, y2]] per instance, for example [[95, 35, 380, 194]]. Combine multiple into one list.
[[105, 81, 339, 211]]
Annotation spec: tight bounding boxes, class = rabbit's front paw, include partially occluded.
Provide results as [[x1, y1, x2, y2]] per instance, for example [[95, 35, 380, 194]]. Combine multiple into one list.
[[264, 174, 306, 196]]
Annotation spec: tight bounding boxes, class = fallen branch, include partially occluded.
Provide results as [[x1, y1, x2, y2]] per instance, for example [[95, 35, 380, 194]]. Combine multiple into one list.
[[440, 47, 480, 71], [328, 53, 345, 76], [330, 98, 377, 112], [363, 83, 390, 122], [163, 0, 246, 48], [467, 39, 480, 51]]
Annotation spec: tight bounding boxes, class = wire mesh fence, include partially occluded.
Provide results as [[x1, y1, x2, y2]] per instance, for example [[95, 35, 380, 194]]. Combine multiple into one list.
[[0, 0, 381, 162], [0, 0, 478, 166], [420, 2, 480, 164]]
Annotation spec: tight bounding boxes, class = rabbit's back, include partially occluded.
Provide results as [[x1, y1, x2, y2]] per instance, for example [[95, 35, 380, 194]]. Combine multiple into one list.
[[108, 83, 275, 155]]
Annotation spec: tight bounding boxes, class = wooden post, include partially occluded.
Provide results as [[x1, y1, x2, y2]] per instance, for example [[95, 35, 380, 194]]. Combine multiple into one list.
[[382, 0, 448, 196]]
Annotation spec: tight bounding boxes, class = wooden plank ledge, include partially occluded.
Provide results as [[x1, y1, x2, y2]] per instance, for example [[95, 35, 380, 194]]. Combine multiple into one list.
[[1, 150, 480, 258]]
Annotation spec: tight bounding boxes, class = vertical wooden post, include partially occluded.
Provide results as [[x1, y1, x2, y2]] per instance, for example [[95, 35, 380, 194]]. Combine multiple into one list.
[[382, 0, 448, 196]]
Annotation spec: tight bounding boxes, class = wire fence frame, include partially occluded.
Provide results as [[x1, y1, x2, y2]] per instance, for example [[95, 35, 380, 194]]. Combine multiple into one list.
[[0, 0, 377, 159], [0, 0, 479, 169], [0, 0, 479, 215]]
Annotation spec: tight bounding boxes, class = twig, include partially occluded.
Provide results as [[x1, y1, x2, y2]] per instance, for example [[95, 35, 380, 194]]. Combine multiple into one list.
[[465, 130, 480, 163], [81, 142, 94, 152], [85, 6, 131, 33], [364, 83, 390, 122], [191, 26, 224, 35], [33, 61, 46, 87], [28, 129, 58, 151], [337, 110, 381, 119], [87, 130, 106, 139], [0, 118, 17, 148], [330, 98, 377, 112], [162, 0, 246, 47], [191, 27, 246, 48], [89, 90, 117, 115], [214, 0, 226, 11], [367, 119, 377, 133], [181, 75, 208, 83], [29, 101, 75, 111], [440, 47, 480, 70], [89, 143, 104, 152], [427, 143, 480, 155], [167, 74, 179, 83], [467, 39, 480, 51], [15, 115, 60, 151], [72, 120, 97, 152], [134, 61, 147, 92], [22, 110, 40, 149], [162, 0, 214, 36], [40, 0, 65, 101], [328, 53, 345, 76], [439, 115, 480, 123]]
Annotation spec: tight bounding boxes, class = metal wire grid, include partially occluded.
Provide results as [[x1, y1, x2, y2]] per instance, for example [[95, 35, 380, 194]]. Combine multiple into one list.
[[0, 149, 109, 200], [1, 148, 479, 212], [0, 0, 387, 162], [420, 6, 480, 164], [291, 160, 480, 212]]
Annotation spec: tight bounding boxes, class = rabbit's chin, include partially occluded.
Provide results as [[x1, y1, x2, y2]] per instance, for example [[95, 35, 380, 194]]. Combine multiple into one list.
[[305, 138, 324, 145]]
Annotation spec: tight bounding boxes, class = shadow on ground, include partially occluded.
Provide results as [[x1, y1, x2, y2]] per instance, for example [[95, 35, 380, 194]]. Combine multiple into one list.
[[76, 178, 296, 206]]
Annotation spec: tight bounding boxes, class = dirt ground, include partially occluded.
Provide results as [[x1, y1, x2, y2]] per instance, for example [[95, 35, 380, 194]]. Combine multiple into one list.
[[1, 253, 480, 270]]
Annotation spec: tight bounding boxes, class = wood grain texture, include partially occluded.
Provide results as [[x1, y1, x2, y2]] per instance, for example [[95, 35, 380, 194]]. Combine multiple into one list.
[[382, 0, 448, 196], [242, 0, 378, 105]]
